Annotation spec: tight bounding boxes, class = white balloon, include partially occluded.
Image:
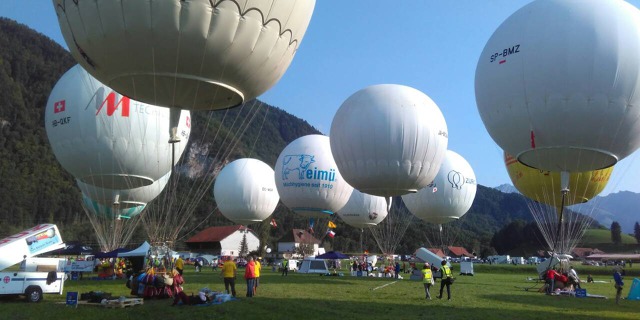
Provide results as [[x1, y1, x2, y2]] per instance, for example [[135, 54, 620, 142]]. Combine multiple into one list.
[[330, 84, 448, 197], [475, 0, 640, 172], [275, 135, 353, 218], [337, 189, 389, 229], [53, 0, 315, 110], [77, 171, 171, 209], [81, 194, 146, 219], [45, 65, 190, 189], [402, 150, 477, 225], [213, 158, 280, 225]]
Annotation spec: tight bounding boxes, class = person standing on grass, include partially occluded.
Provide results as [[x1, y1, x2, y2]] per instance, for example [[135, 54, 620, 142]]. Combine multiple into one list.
[[221, 258, 237, 297], [175, 256, 184, 275], [613, 266, 624, 305], [282, 258, 289, 276], [244, 256, 256, 297], [254, 257, 262, 296], [437, 260, 453, 300], [421, 263, 434, 300]]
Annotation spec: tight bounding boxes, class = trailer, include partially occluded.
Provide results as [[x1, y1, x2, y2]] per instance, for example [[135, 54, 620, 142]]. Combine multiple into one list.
[[0, 224, 66, 302]]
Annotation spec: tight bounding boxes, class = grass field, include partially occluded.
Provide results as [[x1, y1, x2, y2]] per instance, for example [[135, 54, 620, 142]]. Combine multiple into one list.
[[1, 263, 639, 320], [581, 229, 637, 245]]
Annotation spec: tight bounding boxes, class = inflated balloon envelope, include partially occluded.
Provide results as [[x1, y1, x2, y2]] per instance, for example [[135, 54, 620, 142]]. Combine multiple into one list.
[[213, 158, 280, 225], [53, 0, 316, 111], [275, 135, 353, 219], [402, 150, 477, 225], [45, 65, 190, 190], [330, 84, 448, 198], [503, 152, 612, 208], [476, 0, 640, 173]]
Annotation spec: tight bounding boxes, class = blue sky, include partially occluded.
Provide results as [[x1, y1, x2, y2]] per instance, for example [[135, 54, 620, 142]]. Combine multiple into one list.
[[2, 0, 640, 195]]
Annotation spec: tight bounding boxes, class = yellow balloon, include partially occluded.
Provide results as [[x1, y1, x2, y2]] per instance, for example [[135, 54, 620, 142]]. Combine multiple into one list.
[[504, 152, 612, 208]]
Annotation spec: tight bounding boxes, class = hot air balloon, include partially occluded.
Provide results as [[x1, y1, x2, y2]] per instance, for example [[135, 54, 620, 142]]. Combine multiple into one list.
[[504, 152, 612, 208], [402, 150, 477, 225], [330, 84, 448, 198], [337, 189, 389, 229], [275, 135, 353, 219], [504, 151, 613, 255], [53, 0, 315, 111], [45, 65, 190, 189], [476, 0, 640, 173], [213, 158, 280, 225]]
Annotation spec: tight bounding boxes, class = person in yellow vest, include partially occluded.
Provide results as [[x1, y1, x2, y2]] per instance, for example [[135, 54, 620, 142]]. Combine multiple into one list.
[[282, 258, 289, 276], [421, 263, 434, 300], [221, 258, 237, 297], [175, 256, 184, 275], [254, 257, 262, 296], [437, 260, 453, 300]]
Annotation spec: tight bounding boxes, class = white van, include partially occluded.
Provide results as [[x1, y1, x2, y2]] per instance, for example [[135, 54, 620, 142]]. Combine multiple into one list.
[[0, 224, 66, 302]]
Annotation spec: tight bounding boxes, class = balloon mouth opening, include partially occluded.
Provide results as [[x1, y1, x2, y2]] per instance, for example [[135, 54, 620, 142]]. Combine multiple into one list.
[[79, 174, 155, 189], [358, 188, 418, 197], [109, 73, 245, 110], [516, 147, 617, 172], [421, 217, 459, 225], [292, 208, 334, 218]]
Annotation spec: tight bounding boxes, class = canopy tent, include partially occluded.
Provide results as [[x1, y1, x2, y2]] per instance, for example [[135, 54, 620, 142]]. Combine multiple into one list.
[[118, 241, 150, 257], [94, 248, 130, 258], [298, 258, 329, 274], [316, 251, 349, 260], [48, 242, 96, 256]]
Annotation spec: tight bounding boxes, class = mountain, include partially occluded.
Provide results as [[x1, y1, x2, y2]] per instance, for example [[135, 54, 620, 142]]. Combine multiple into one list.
[[570, 191, 640, 234], [494, 183, 519, 194]]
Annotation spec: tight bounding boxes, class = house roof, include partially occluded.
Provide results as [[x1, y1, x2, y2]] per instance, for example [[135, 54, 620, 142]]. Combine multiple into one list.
[[427, 248, 446, 258], [277, 229, 321, 244], [572, 247, 594, 258], [447, 246, 473, 257], [185, 225, 254, 243]]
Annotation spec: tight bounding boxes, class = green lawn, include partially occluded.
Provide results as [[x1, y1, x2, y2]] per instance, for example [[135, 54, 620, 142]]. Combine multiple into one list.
[[581, 229, 637, 245], [1, 264, 639, 320]]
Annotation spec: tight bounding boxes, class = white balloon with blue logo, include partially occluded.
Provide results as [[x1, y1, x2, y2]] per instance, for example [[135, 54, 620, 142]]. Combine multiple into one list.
[[402, 150, 477, 225], [214, 158, 280, 225], [275, 135, 353, 219], [337, 189, 389, 229]]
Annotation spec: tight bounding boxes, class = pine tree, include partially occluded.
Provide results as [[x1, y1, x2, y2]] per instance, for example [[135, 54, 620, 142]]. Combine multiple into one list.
[[611, 221, 622, 245], [239, 233, 249, 257], [634, 222, 640, 244]]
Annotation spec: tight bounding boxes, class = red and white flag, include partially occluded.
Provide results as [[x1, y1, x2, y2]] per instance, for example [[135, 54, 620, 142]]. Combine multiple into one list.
[[270, 218, 277, 228], [327, 230, 335, 238], [54, 100, 66, 113]]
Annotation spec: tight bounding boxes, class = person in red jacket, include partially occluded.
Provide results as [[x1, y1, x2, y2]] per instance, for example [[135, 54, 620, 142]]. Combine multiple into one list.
[[244, 256, 256, 297], [545, 268, 560, 294]]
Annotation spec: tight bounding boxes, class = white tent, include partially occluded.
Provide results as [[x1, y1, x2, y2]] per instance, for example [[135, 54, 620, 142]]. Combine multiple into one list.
[[118, 241, 150, 257], [298, 258, 329, 274]]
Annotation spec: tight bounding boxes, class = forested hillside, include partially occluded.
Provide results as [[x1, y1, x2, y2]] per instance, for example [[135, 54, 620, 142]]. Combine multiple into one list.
[[1, 18, 584, 257]]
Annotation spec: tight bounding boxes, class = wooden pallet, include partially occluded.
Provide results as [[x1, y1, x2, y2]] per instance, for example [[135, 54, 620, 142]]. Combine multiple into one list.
[[102, 298, 144, 308]]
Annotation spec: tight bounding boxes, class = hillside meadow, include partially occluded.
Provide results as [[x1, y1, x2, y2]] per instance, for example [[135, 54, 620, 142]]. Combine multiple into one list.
[[581, 229, 637, 245], [1, 263, 638, 320]]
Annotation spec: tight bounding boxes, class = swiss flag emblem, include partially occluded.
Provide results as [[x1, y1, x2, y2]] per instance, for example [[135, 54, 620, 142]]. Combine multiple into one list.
[[54, 100, 66, 113]]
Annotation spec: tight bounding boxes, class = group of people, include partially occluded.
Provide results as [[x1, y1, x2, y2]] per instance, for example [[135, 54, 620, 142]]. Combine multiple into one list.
[[421, 260, 454, 300], [543, 266, 582, 294], [220, 255, 262, 298]]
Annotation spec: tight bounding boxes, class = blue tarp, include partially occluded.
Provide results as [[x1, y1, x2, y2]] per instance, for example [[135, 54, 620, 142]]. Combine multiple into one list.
[[315, 251, 349, 260]]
